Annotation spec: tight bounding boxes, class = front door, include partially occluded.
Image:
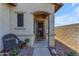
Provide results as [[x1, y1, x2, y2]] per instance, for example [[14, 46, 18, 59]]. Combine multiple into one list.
[[36, 22, 45, 40]]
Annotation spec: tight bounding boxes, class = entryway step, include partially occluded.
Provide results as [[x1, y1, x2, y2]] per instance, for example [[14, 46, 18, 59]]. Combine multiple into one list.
[[33, 48, 51, 56]]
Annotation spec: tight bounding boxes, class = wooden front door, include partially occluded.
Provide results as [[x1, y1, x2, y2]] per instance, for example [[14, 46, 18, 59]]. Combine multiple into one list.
[[36, 22, 45, 40]]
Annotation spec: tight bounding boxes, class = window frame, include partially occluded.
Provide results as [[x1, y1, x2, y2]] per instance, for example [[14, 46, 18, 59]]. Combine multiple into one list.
[[17, 13, 24, 27]]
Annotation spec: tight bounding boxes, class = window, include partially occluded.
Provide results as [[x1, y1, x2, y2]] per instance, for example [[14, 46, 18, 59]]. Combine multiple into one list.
[[17, 13, 24, 27]]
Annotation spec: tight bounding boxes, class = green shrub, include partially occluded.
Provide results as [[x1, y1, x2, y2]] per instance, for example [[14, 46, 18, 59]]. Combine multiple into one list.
[[10, 48, 19, 56], [25, 38, 30, 45], [65, 50, 76, 56]]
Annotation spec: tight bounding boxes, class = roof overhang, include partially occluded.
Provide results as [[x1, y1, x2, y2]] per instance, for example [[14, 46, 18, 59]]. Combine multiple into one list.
[[7, 3, 17, 6], [52, 3, 63, 12], [7, 3, 63, 12]]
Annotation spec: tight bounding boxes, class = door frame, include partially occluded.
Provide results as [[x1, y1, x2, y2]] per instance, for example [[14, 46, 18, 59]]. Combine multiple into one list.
[[34, 20, 45, 41]]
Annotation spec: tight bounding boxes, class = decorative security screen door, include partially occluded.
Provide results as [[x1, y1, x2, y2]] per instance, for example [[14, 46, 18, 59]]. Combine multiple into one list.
[[36, 22, 45, 40]]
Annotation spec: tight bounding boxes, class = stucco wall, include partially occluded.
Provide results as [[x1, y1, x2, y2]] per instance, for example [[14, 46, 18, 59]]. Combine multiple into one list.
[[10, 3, 53, 35], [55, 24, 79, 53], [0, 4, 10, 51], [0, 3, 54, 51], [9, 3, 54, 46]]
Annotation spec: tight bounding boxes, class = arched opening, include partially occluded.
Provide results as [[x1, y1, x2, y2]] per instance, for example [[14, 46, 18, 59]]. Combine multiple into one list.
[[33, 11, 49, 22], [33, 11, 49, 41]]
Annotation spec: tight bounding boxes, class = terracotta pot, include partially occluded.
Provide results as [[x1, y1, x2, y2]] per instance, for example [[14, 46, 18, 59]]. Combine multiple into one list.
[[25, 45, 28, 48], [22, 44, 26, 48]]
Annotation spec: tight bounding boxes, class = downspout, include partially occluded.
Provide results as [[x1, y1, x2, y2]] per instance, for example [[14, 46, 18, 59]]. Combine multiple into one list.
[[48, 15, 50, 48]]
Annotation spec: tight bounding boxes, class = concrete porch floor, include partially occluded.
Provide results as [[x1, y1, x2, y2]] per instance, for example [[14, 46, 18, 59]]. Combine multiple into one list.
[[33, 40, 48, 48], [33, 40, 51, 56]]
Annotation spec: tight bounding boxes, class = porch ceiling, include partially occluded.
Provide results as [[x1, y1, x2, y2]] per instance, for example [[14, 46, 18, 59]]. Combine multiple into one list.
[[33, 11, 49, 22]]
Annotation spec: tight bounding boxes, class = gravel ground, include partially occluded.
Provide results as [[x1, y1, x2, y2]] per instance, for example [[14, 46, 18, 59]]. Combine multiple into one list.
[[55, 40, 79, 56]]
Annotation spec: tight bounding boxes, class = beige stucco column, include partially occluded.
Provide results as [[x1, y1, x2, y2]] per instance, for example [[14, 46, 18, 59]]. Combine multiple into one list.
[[48, 14, 55, 48]]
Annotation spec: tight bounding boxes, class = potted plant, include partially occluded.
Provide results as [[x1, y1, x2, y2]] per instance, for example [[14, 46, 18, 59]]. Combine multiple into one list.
[[25, 38, 30, 47], [20, 39, 30, 48], [20, 41, 26, 48]]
